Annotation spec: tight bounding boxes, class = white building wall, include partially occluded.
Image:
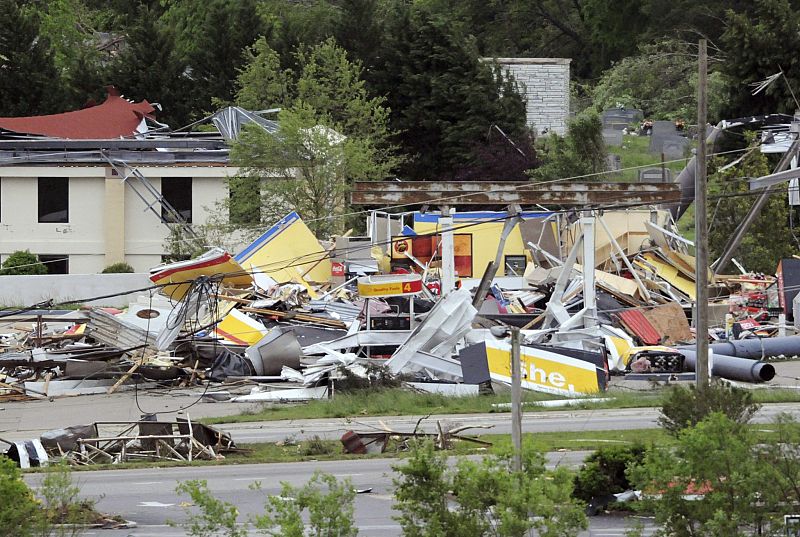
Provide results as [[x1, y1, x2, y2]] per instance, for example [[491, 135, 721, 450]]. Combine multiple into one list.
[[0, 164, 240, 274], [488, 58, 571, 136]]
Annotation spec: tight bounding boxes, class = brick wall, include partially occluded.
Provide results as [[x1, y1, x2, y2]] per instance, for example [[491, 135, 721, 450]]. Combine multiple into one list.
[[487, 58, 571, 136]]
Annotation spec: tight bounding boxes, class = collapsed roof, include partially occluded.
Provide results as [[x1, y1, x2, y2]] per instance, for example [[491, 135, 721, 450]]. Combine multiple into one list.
[[0, 87, 157, 140]]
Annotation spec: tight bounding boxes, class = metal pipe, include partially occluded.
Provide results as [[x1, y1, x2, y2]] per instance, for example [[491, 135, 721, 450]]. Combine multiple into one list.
[[679, 336, 800, 360], [680, 349, 775, 382]]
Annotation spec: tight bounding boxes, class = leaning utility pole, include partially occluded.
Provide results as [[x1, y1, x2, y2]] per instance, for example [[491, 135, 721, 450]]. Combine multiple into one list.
[[695, 39, 709, 390]]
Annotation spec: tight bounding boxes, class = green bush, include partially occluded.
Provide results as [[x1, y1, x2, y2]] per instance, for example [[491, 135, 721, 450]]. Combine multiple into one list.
[[658, 381, 760, 436], [0, 456, 39, 537], [0, 250, 47, 275], [100, 262, 135, 273], [573, 444, 646, 503], [177, 472, 358, 537], [393, 440, 587, 537]]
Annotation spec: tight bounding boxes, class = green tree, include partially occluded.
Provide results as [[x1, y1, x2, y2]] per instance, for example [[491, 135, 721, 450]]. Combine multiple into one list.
[[229, 39, 398, 238], [106, 6, 194, 126], [529, 111, 607, 182], [0, 0, 65, 117], [629, 413, 784, 537], [0, 251, 47, 275], [233, 37, 291, 111], [658, 381, 760, 436], [707, 141, 798, 274], [393, 441, 586, 537], [231, 104, 379, 238], [185, 0, 264, 112], [573, 444, 647, 504], [721, 0, 800, 117], [372, 3, 530, 181], [592, 39, 728, 120]]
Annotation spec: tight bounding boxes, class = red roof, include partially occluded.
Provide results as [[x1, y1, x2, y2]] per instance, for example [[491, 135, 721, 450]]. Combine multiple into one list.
[[0, 88, 156, 139]]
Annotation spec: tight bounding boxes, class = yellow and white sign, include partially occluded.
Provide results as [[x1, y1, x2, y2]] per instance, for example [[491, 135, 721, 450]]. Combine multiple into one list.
[[485, 339, 603, 395], [357, 274, 423, 297]]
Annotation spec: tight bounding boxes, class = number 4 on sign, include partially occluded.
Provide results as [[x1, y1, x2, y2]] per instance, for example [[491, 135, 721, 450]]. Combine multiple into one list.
[[403, 283, 411, 292]]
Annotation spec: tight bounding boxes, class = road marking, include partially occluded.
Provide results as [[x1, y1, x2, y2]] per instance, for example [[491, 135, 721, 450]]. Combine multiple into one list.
[[138, 501, 175, 508], [133, 481, 162, 485], [333, 473, 362, 477]]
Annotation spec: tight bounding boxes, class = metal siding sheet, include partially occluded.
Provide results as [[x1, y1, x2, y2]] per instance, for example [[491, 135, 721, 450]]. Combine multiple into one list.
[[617, 309, 662, 345]]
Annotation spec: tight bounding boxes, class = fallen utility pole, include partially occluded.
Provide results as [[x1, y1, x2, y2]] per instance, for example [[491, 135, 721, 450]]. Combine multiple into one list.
[[695, 38, 709, 390]]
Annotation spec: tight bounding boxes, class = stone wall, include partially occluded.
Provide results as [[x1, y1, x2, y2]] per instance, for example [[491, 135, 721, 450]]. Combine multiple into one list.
[[488, 58, 571, 136]]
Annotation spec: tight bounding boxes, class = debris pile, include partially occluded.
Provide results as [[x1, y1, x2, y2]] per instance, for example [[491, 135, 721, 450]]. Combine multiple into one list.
[[0, 206, 795, 414]]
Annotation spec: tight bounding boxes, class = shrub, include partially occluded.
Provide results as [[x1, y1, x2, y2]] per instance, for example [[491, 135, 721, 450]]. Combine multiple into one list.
[[658, 381, 760, 436], [100, 262, 134, 273], [0, 456, 39, 537], [176, 480, 246, 537], [0, 250, 47, 275], [573, 444, 646, 504], [299, 435, 334, 456], [177, 472, 357, 537], [37, 462, 97, 537], [393, 440, 587, 537]]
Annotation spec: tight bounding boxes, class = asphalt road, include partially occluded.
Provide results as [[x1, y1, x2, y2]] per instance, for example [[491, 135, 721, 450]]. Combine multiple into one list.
[[26, 455, 657, 537], [16, 403, 800, 536]]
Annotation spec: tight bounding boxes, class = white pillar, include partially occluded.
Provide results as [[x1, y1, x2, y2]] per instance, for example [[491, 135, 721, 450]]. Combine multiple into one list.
[[440, 208, 456, 296], [580, 216, 597, 328]]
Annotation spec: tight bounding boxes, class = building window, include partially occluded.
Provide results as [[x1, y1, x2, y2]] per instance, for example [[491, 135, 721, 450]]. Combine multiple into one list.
[[161, 177, 192, 223], [38, 255, 69, 274], [228, 176, 260, 225], [38, 177, 69, 223], [504, 255, 527, 276]]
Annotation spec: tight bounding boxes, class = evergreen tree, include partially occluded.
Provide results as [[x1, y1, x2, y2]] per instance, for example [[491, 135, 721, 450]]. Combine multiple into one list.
[[721, 0, 800, 117], [0, 0, 65, 117], [234, 37, 291, 111], [372, 3, 531, 181], [106, 6, 193, 127], [187, 0, 264, 112]]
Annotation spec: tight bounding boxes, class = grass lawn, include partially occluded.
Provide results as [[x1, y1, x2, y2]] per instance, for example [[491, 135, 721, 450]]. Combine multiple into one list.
[[611, 134, 692, 183], [35, 420, 800, 473], [47, 428, 672, 473], [201, 384, 800, 426]]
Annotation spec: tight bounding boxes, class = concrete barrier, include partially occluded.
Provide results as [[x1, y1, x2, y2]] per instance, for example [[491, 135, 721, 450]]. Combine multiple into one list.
[[0, 273, 152, 308]]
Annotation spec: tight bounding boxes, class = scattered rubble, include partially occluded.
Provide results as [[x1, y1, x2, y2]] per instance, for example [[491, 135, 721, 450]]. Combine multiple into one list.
[[1, 206, 796, 461]]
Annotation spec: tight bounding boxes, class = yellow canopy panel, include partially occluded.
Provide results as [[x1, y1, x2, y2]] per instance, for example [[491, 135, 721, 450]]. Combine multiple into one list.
[[234, 212, 332, 284]]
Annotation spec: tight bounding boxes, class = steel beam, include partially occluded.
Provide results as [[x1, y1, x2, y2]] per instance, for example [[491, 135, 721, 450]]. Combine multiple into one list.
[[350, 181, 680, 207]]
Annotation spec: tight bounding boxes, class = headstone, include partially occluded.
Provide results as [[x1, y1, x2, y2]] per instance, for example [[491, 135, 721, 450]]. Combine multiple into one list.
[[601, 108, 643, 130], [639, 167, 671, 183], [662, 138, 689, 158], [606, 154, 622, 172], [649, 120, 688, 157], [602, 129, 623, 146]]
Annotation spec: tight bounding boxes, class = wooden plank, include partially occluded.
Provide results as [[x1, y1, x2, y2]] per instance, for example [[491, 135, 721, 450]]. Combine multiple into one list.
[[240, 306, 347, 329], [107, 361, 140, 394]]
